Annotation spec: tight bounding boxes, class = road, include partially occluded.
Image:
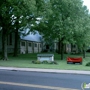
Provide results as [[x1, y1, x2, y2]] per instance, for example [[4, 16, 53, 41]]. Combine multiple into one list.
[[0, 70, 90, 90]]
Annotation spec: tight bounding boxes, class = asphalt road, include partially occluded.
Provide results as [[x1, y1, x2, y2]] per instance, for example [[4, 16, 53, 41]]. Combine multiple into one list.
[[0, 70, 90, 90]]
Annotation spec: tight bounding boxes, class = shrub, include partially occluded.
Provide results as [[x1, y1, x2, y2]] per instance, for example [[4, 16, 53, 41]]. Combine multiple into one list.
[[42, 60, 48, 64], [32, 60, 58, 65], [32, 60, 41, 64], [32, 60, 35, 63], [86, 62, 90, 66], [49, 61, 58, 65]]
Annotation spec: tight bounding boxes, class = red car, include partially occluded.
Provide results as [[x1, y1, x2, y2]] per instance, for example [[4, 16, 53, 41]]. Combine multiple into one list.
[[67, 57, 82, 64]]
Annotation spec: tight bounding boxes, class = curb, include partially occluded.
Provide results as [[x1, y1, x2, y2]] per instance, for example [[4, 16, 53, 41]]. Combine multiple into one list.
[[0, 67, 90, 75]]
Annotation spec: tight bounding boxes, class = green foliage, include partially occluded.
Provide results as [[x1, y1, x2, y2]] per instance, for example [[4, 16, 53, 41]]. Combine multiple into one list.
[[48, 61, 58, 64], [35, 0, 90, 55], [32, 60, 41, 64], [1, 0, 90, 59], [42, 60, 49, 64], [37, 0, 90, 59], [0, 0, 49, 59], [86, 62, 90, 66], [0, 0, 36, 60], [32, 60, 58, 64]]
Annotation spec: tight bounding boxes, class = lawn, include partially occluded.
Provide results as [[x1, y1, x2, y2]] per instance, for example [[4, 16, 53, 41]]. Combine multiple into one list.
[[0, 53, 90, 70]]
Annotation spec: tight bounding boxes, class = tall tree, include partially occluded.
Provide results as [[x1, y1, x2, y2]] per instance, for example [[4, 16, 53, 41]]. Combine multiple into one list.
[[0, 0, 37, 59], [73, 8, 90, 58], [36, 0, 90, 60], [12, 0, 37, 56], [0, 0, 13, 60], [0, 0, 52, 59]]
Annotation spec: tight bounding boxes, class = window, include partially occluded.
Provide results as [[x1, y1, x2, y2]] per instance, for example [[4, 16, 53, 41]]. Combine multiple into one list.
[[21, 41, 25, 46], [29, 43, 32, 47], [34, 43, 37, 47]]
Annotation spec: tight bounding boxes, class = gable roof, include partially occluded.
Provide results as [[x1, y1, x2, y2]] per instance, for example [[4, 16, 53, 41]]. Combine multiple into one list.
[[20, 31, 42, 42]]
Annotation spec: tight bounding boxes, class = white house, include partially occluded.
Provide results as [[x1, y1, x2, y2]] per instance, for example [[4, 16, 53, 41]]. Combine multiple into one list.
[[20, 31, 42, 54], [0, 31, 43, 54]]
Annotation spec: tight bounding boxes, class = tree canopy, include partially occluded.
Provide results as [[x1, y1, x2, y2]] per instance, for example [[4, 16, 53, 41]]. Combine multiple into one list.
[[0, 0, 90, 60], [35, 0, 90, 59]]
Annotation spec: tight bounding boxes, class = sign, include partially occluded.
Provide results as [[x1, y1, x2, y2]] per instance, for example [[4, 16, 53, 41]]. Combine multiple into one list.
[[81, 82, 90, 90]]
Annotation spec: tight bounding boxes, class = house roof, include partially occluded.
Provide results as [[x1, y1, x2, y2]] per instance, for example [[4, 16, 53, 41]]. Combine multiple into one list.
[[20, 31, 42, 42]]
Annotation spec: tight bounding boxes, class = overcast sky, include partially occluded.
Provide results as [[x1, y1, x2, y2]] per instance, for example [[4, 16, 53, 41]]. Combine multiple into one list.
[[83, 0, 90, 11]]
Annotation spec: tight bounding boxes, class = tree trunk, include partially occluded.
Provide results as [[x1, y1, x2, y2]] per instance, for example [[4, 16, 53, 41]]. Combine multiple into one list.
[[1, 30, 8, 60], [57, 38, 64, 60], [61, 41, 64, 60], [58, 38, 61, 54], [13, 29, 19, 57], [83, 44, 85, 58], [60, 37, 65, 60]]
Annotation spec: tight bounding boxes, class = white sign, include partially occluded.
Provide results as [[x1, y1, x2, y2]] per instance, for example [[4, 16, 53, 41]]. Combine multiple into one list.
[[81, 82, 90, 90]]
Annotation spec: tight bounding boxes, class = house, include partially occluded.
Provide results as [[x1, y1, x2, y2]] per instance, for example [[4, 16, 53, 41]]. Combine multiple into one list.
[[0, 31, 78, 54], [20, 31, 42, 54], [0, 31, 43, 54]]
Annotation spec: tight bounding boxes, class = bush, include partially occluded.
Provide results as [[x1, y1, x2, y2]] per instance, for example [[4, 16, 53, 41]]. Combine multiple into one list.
[[49, 61, 58, 64], [42, 61, 58, 64], [32, 60, 58, 65], [42, 60, 48, 64], [86, 62, 90, 66], [32, 60, 41, 64]]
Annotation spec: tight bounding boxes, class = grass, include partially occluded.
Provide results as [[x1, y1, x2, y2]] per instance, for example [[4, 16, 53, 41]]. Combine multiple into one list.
[[0, 53, 90, 70]]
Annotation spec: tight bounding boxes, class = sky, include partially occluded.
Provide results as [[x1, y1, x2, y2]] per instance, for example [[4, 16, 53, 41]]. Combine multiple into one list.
[[83, 0, 90, 11]]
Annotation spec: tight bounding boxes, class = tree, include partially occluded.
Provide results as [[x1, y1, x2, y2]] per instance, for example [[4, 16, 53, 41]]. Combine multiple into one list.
[[0, 0, 13, 60], [72, 9, 90, 58], [36, 0, 90, 60], [0, 0, 52, 59], [0, 0, 37, 60], [12, 0, 37, 56]]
